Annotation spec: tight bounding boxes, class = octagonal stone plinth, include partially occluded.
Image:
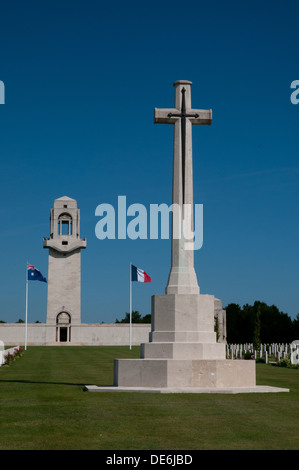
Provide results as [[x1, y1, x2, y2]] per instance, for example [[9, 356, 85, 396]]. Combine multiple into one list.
[[114, 358, 256, 389]]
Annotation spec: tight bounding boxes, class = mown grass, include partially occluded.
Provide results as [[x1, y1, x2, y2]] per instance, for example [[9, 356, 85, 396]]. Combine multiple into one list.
[[0, 346, 299, 450]]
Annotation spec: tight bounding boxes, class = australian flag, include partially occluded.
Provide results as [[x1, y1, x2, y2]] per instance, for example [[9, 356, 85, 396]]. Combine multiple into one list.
[[27, 263, 47, 283]]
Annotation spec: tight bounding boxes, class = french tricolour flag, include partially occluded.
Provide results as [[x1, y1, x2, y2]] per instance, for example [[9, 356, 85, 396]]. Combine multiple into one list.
[[131, 265, 151, 283]]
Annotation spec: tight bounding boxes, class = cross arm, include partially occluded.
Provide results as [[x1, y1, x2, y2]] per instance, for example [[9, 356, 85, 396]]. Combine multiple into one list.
[[154, 108, 178, 124], [154, 107, 212, 125], [191, 109, 212, 125]]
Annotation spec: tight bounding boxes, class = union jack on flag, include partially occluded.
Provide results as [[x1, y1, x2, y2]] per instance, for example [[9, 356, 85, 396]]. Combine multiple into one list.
[[27, 262, 47, 283]]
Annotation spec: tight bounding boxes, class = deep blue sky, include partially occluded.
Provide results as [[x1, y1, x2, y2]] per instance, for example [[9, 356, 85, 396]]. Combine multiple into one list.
[[0, 0, 298, 323]]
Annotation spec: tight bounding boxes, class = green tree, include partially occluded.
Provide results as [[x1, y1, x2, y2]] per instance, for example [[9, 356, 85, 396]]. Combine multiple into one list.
[[214, 316, 219, 341], [141, 314, 151, 323], [226, 303, 246, 343], [252, 302, 261, 350], [226, 301, 295, 344], [115, 311, 151, 323], [292, 314, 299, 339]]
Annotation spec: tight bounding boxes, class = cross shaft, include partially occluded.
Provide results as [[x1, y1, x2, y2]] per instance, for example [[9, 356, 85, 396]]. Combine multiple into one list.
[[154, 80, 212, 294]]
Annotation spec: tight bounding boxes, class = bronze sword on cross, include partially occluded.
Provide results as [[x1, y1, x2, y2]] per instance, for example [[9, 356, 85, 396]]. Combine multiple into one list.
[[154, 81, 212, 209], [167, 88, 199, 204]]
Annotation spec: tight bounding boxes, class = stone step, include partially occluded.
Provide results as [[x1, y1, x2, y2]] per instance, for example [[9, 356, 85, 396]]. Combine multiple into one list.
[[141, 341, 226, 360], [114, 358, 256, 389], [149, 330, 217, 343]]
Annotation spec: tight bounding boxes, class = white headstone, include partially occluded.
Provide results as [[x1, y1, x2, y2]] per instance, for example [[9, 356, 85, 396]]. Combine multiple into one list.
[[290, 341, 299, 365]]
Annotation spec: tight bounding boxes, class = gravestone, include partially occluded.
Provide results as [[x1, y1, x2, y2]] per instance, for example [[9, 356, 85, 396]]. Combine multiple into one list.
[[290, 341, 299, 365]]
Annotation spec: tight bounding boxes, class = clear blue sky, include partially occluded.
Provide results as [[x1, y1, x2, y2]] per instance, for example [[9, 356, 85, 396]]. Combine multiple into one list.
[[0, 0, 298, 323]]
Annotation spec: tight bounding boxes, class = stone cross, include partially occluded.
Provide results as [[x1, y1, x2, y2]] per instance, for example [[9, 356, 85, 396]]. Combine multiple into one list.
[[154, 80, 212, 295]]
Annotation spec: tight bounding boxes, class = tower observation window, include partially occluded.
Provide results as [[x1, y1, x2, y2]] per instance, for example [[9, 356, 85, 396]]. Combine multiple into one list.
[[58, 213, 73, 235]]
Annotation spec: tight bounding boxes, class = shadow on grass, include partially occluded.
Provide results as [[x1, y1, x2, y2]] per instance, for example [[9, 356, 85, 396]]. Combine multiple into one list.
[[0, 378, 114, 387]]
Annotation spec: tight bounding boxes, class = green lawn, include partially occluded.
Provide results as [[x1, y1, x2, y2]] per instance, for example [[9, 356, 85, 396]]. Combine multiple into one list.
[[1, 346, 299, 450]]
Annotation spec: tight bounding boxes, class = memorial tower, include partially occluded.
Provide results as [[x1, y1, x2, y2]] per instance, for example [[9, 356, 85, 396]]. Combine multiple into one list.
[[43, 196, 86, 342]]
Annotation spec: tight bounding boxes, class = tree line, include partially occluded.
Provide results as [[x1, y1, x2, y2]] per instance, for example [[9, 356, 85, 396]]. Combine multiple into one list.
[[116, 302, 299, 347], [115, 311, 151, 324], [226, 301, 299, 346], [0, 319, 41, 323]]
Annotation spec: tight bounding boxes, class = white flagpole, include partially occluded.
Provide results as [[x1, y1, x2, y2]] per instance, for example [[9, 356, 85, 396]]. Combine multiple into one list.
[[25, 262, 28, 351], [129, 262, 132, 350]]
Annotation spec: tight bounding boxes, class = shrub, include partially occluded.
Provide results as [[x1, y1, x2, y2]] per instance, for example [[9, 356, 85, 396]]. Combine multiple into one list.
[[272, 357, 299, 369], [256, 357, 265, 363], [3, 347, 24, 366], [277, 358, 290, 368], [244, 352, 254, 360], [13, 347, 23, 358], [4, 352, 15, 366]]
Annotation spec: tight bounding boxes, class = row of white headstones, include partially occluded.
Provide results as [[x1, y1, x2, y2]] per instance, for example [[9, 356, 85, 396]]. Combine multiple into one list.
[[1, 340, 298, 365], [226, 342, 299, 364]]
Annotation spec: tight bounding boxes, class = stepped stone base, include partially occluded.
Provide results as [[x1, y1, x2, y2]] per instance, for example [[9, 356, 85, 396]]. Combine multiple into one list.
[[111, 293, 257, 391], [141, 341, 226, 360], [114, 358, 256, 389], [84, 385, 290, 394], [84, 293, 287, 394]]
